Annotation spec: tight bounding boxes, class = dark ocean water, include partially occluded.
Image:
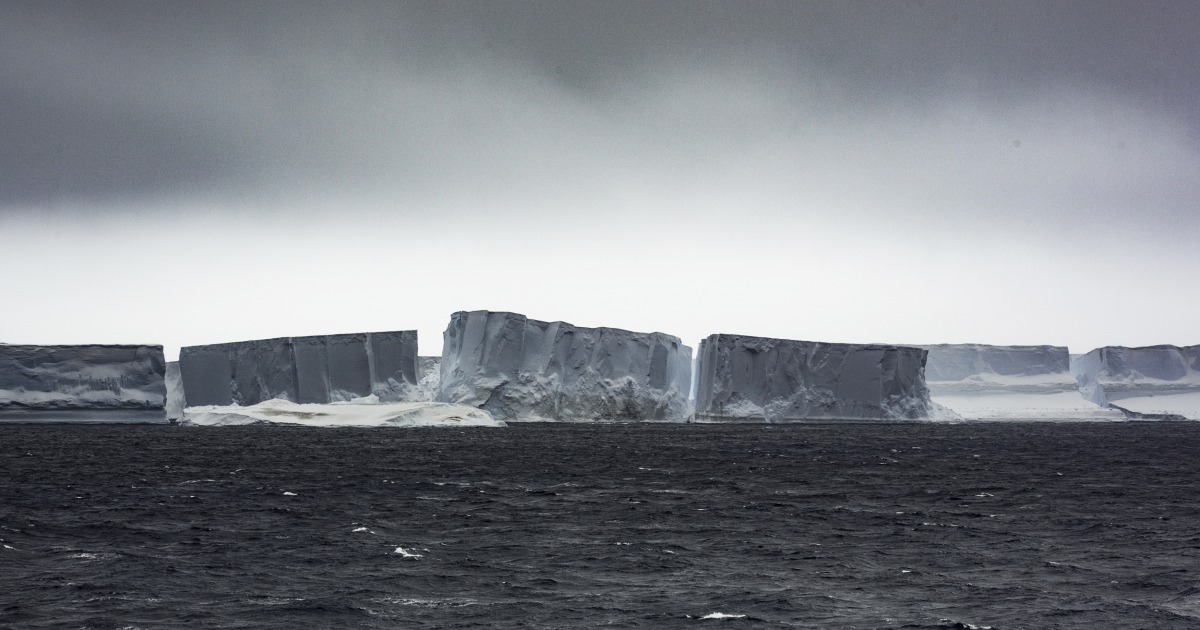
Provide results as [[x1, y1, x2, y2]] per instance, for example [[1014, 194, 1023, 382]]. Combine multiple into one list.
[[2, 422, 1200, 629]]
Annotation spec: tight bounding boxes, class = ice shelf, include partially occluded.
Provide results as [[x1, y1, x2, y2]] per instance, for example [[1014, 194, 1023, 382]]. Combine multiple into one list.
[[922, 344, 1121, 421], [694, 334, 935, 422], [179, 331, 419, 406], [0, 344, 167, 422], [437, 310, 692, 421], [1072, 345, 1200, 419]]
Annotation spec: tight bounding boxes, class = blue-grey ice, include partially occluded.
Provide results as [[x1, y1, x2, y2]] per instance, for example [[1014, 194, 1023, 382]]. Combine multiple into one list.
[[1072, 345, 1200, 419], [922, 344, 1121, 421], [179, 331, 419, 406], [694, 334, 934, 422], [0, 344, 166, 422], [437, 311, 692, 421]]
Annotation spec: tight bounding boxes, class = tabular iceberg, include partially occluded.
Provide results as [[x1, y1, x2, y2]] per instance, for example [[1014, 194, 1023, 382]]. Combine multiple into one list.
[[1072, 345, 1200, 419], [923, 344, 1121, 421], [694, 334, 934, 422], [437, 311, 692, 421], [0, 344, 167, 422], [179, 331, 419, 407]]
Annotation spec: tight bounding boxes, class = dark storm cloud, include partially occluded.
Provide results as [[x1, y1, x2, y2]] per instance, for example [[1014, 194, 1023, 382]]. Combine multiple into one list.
[[1, 1, 1197, 207]]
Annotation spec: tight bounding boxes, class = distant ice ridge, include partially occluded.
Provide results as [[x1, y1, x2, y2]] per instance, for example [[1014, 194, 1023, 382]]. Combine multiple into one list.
[[437, 311, 692, 421], [694, 334, 939, 422], [0, 344, 166, 422], [179, 331, 420, 407], [923, 344, 1122, 421], [181, 399, 504, 427], [1072, 345, 1200, 420]]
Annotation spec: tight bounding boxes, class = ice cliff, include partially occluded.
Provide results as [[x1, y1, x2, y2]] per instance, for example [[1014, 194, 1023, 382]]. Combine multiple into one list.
[[923, 344, 1121, 420], [179, 331, 419, 407], [165, 361, 186, 420], [0, 344, 166, 422], [1072, 345, 1200, 419], [694, 334, 935, 422], [437, 311, 692, 421]]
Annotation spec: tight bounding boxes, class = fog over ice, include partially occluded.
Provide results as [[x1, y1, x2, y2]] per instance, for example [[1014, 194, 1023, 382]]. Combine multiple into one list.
[[1, 1, 1197, 360]]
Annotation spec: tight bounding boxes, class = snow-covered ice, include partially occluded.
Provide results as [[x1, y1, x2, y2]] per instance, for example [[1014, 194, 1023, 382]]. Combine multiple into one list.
[[923, 344, 1122, 421], [694, 334, 936, 422], [180, 398, 505, 427], [0, 344, 167, 422], [1072, 345, 1200, 419], [437, 311, 692, 421], [179, 331, 420, 407]]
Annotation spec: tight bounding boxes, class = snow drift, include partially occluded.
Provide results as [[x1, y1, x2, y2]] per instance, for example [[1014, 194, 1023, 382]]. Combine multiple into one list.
[[437, 311, 692, 421], [694, 334, 935, 422], [179, 331, 419, 407], [1072, 345, 1200, 419], [182, 398, 504, 427], [0, 344, 166, 422]]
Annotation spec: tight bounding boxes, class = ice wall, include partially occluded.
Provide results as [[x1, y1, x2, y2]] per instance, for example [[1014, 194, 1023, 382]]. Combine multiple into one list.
[[414, 356, 440, 402], [165, 361, 186, 420], [437, 311, 692, 421], [1072, 345, 1200, 419], [179, 331, 419, 407], [924, 344, 1075, 392], [0, 344, 167, 422], [694, 334, 933, 422], [922, 344, 1119, 420]]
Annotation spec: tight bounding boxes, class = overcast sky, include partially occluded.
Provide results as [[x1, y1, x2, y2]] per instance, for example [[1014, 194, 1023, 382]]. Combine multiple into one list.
[[2, 1, 1197, 360]]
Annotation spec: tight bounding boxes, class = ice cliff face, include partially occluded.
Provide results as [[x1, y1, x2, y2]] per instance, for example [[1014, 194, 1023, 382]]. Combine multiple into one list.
[[414, 356, 440, 402], [923, 344, 1078, 394], [1072, 345, 1200, 418], [437, 311, 692, 421], [179, 331, 419, 407], [0, 344, 166, 421], [165, 361, 186, 420], [694, 334, 934, 422]]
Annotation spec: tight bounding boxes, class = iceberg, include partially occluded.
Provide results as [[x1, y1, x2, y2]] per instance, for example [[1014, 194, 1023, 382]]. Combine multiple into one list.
[[694, 334, 936, 422], [0, 344, 166, 422], [437, 311, 692, 421], [923, 344, 1122, 421], [181, 399, 504, 427], [179, 331, 419, 406], [1072, 345, 1200, 419]]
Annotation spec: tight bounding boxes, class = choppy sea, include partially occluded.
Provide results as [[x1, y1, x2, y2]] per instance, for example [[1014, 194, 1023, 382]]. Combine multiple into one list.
[[2, 421, 1200, 629]]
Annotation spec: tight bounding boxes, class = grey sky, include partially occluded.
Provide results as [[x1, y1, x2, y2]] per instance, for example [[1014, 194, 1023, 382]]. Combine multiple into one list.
[[1, 1, 1197, 359]]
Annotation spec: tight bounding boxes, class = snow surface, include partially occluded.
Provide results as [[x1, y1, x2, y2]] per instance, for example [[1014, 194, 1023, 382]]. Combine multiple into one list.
[[438, 311, 692, 422], [931, 391, 1125, 421], [1107, 391, 1200, 420], [695, 334, 935, 422], [181, 399, 505, 427], [0, 344, 166, 421]]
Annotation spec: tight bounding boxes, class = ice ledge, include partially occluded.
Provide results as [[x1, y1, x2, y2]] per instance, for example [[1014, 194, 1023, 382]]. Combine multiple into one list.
[[181, 399, 505, 427]]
